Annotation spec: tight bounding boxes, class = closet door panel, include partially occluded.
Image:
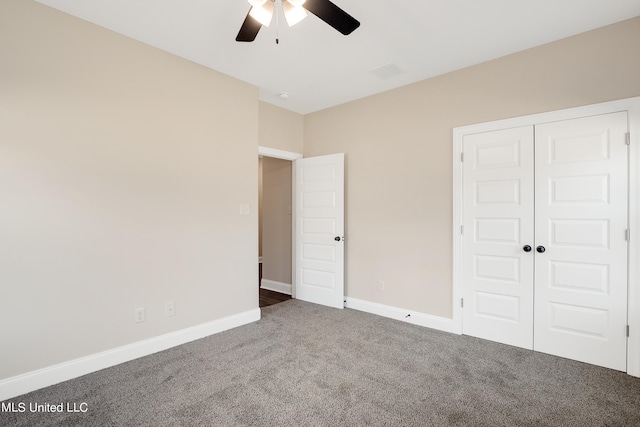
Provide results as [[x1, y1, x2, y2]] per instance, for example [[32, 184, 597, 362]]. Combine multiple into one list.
[[462, 126, 535, 349], [534, 112, 628, 371]]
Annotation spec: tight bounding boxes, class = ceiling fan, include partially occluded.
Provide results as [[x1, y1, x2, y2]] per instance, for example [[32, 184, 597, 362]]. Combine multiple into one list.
[[236, 0, 360, 42]]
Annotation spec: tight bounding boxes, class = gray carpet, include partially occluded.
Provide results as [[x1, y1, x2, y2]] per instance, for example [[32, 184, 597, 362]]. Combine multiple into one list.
[[2, 299, 640, 426]]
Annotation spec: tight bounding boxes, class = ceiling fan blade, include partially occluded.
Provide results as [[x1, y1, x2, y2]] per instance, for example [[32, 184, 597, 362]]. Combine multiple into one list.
[[236, 10, 262, 42], [303, 0, 360, 35]]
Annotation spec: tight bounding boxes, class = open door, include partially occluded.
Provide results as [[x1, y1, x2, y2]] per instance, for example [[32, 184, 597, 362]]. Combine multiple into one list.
[[295, 153, 345, 309]]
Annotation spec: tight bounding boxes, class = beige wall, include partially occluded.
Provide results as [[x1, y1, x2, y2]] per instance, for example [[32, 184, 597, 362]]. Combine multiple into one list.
[[259, 102, 304, 154], [261, 158, 293, 285], [304, 17, 640, 318], [0, 0, 259, 380]]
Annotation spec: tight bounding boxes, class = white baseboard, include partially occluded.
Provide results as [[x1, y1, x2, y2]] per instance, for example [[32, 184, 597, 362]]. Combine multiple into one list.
[[0, 308, 261, 402], [345, 297, 457, 334], [260, 279, 292, 295]]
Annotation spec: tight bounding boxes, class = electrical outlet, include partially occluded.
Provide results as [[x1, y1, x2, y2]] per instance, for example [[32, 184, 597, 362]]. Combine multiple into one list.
[[378, 280, 385, 291], [135, 307, 145, 323], [165, 301, 175, 317]]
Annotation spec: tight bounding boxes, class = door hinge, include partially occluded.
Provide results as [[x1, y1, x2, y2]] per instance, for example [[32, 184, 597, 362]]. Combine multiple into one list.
[[627, 325, 630, 337], [460, 152, 464, 162], [460, 225, 464, 235], [626, 229, 630, 241], [626, 132, 631, 145], [460, 298, 464, 308]]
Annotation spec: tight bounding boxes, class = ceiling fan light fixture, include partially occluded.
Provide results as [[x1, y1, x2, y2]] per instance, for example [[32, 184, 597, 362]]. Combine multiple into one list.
[[236, 0, 360, 42], [283, 1, 308, 27], [249, 1, 274, 27]]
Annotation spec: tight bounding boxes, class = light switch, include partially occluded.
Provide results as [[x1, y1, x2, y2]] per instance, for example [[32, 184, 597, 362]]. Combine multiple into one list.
[[239, 203, 250, 215]]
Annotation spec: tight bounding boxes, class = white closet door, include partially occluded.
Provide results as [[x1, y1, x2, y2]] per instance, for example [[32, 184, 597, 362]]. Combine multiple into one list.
[[534, 112, 629, 370], [462, 126, 535, 349]]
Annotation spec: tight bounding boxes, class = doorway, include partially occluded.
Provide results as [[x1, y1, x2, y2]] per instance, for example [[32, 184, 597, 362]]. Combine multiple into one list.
[[257, 146, 346, 310], [259, 155, 293, 307], [258, 146, 301, 307]]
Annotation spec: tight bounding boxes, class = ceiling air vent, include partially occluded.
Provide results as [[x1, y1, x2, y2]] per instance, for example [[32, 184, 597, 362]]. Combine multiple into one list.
[[371, 63, 404, 80]]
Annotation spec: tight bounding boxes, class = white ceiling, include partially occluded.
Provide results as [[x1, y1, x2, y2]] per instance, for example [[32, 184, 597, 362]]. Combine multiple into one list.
[[35, 0, 640, 114]]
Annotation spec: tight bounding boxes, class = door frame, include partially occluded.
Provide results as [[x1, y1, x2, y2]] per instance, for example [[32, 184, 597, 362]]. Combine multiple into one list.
[[258, 146, 302, 298], [452, 96, 640, 376]]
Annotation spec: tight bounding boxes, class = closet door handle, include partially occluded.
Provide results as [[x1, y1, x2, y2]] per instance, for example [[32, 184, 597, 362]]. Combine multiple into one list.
[[536, 246, 546, 253], [523, 245, 532, 252]]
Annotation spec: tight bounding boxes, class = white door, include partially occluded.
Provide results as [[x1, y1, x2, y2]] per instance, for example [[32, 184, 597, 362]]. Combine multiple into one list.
[[295, 153, 345, 309], [461, 112, 629, 371], [534, 112, 629, 370], [461, 126, 535, 349]]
